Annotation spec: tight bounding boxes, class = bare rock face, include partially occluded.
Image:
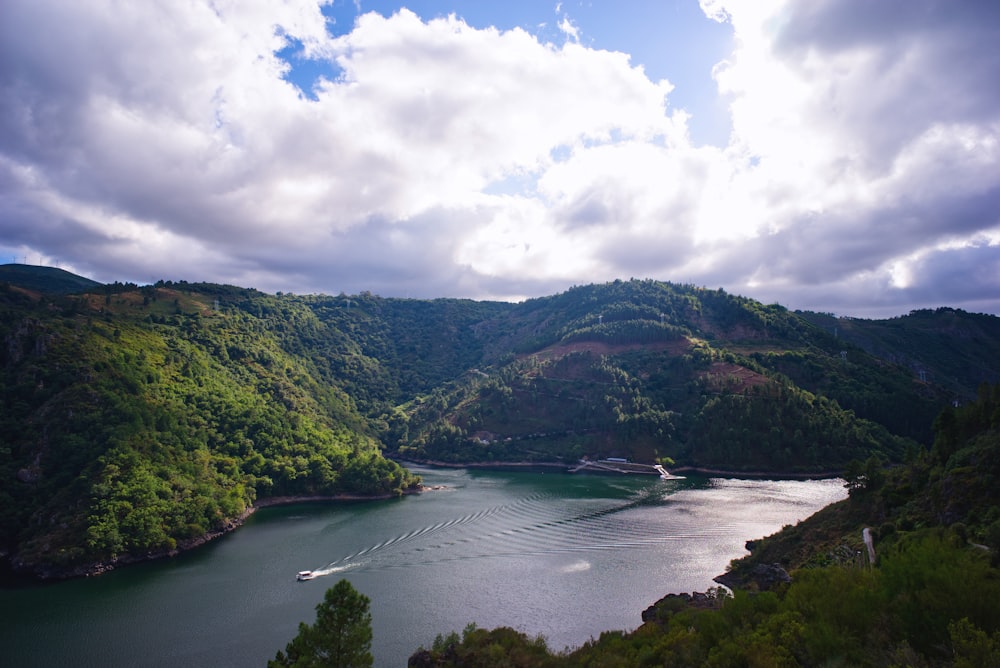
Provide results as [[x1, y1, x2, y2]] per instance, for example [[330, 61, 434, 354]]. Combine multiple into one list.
[[750, 562, 792, 589], [714, 562, 791, 592], [641, 591, 721, 624]]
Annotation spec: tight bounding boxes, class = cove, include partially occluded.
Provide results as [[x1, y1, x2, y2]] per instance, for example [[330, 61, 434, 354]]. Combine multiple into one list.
[[0, 467, 845, 666]]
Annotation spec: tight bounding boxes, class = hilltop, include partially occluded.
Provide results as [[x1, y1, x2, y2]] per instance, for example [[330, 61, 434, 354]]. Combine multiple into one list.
[[0, 263, 103, 295], [2, 270, 1000, 578], [384, 281, 996, 472]]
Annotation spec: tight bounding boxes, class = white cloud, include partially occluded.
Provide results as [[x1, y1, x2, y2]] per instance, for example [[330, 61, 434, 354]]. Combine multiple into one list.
[[0, 0, 998, 315], [558, 16, 580, 42], [683, 0, 1000, 313]]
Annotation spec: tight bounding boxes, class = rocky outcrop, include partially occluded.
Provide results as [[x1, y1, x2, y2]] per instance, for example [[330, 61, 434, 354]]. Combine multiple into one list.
[[713, 562, 791, 592], [641, 591, 724, 624]]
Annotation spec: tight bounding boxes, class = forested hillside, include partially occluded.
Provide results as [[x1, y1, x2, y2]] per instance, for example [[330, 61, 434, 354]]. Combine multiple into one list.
[[392, 280, 974, 471], [799, 309, 1000, 398], [0, 278, 419, 578], [2, 269, 999, 579]]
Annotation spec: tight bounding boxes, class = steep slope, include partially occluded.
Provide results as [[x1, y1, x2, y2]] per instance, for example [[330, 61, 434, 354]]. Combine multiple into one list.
[[0, 282, 417, 578], [799, 308, 1000, 399], [302, 292, 512, 412], [720, 382, 1000, 586], [393, 280, 954, 471]]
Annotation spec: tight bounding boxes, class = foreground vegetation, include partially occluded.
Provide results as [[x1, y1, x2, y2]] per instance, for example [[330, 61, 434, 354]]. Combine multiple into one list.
[[405, 387, 1000, 666], [270, 579, 374, 668]]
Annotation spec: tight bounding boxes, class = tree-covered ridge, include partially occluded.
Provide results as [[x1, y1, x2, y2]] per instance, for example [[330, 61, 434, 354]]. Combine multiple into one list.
[[0, 263, 103, 295], [303, 292, 511, 412], [392, 279, 934, 471], [409, 387, 1000, 666], [394, 342, 912, 472], [0, 282, 418, 577], [799, 308, 1000, 398]]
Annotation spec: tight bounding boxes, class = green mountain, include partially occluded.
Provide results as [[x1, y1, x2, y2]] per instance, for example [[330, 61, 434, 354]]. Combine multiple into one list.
[[798, 308, 1000, 399], [0, 280, 419, 579], [391, 281, 986, 472], [0, 264, 103, 295], [2, 273, 999, 579]]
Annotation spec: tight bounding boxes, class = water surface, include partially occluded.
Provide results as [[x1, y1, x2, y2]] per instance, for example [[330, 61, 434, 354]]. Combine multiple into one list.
[[1, 468, 845, 666]]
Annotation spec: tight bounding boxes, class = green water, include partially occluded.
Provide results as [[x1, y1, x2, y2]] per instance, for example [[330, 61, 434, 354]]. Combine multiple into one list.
[[1, 467, 845, 666]]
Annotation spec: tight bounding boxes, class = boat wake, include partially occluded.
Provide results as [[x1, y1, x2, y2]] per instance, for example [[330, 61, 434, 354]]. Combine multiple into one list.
[[294, 481, 694, 580], [294, 493, 553, 580], [296, 562, 362, 581]]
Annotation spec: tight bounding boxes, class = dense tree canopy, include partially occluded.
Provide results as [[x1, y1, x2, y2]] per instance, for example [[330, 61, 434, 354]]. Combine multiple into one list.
[[0, 281, 419, 577]]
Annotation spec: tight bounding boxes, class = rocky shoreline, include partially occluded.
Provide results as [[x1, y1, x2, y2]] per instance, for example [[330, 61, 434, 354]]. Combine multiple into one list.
[[641, 590, 728, 625]]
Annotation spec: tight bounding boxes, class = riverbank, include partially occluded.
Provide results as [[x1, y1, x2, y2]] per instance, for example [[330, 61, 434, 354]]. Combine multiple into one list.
[[9, 487, 424, 582], [393, 457, 572, 473], [397, 457, 843, 480]]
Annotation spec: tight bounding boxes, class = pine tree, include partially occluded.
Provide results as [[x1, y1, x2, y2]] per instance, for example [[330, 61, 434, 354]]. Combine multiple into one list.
[[270, 579, 373, 668]]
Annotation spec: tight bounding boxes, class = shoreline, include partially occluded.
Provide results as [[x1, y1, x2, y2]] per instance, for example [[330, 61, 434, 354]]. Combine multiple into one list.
[[397, 457, 843, 480], [395, 457, 571, 473], [11, 487, 423, 582]]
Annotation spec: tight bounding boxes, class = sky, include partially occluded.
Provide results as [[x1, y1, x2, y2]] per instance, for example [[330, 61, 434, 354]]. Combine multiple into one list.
[[1, 1, 998, 318]]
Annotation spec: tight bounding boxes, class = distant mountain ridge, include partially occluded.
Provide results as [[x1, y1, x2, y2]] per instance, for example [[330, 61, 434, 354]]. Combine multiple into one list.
[[381, 280, 977, 471], [0, 263, 103, 294], [798, 309, 1000, 396], [2, 271, 1000, 578]]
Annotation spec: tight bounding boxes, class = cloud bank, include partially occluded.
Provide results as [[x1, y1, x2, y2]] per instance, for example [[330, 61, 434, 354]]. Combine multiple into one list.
[[1, 0, 998, 316]]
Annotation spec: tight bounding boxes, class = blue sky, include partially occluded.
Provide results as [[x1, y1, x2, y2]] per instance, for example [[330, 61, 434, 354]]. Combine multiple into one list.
[[1, 0, 999, 317], [282, 1, 734, 145]]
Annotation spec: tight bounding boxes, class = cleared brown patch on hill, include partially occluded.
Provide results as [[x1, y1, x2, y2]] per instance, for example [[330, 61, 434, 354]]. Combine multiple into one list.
[[77, 288, 212, 315], [724, 342, 807, 355], [8, 285, 43, 301], [701, 361, 771, 393], [522, 338, 693, 363]]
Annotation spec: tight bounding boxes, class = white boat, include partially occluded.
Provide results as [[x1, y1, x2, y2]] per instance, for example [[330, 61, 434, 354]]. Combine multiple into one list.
[[296, 570, 315, 581]]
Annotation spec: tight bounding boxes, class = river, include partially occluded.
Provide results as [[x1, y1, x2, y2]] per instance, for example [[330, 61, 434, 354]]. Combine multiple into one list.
[[0, 467, 846, 666]]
